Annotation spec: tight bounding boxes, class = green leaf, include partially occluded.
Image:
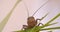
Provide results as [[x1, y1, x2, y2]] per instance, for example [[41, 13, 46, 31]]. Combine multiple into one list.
[[45, 13, 60, 25], [0, 0, 22, 32], [49, 22, 58, 25], [40, 27, 60, 31]]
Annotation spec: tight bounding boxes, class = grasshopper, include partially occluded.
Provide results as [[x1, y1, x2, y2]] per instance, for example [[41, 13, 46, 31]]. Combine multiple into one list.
[[22, 0, 49, 30]]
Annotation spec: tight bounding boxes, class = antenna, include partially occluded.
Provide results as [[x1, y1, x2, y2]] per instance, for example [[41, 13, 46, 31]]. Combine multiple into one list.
[[23, 1, 29, 17], [32, 0, 49, 16]]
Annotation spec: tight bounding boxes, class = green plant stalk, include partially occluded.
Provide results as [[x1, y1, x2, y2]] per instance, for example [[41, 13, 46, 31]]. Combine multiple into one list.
[[40, 27, 60, 31], [0, 0, 21, 32], [45, 13, 60, 25]]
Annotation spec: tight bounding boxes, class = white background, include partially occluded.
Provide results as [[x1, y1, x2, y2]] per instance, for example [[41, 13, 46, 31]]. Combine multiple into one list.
[[0, 0, 60, 32]]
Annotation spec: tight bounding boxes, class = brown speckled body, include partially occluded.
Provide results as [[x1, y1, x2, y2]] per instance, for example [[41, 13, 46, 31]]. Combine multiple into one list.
[[27, 16, 37, 28]]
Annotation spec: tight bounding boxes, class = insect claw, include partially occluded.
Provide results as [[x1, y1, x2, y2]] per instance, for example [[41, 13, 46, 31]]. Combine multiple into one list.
[[22, 25, 28, 30]]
